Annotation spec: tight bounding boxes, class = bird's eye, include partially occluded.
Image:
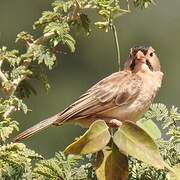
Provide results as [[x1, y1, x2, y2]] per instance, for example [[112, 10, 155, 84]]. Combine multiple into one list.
[[150, 52, 153, 57]]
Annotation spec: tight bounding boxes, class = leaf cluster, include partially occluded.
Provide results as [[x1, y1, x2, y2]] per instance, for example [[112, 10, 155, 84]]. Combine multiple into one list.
[[33, 152, 95, 180], [0, 96, 28, 141], [0, 143, 42, 180]]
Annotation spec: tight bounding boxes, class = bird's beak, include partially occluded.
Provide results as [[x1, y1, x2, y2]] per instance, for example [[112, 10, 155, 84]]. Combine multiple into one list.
[[136, 50, 146, 63]]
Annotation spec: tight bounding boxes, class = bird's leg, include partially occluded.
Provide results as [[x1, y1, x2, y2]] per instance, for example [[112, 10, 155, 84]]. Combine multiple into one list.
[[101, 118, 122, 139], [105, 118, 122, 128]]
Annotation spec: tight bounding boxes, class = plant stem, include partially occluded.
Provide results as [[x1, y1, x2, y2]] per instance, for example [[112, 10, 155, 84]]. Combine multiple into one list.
[[111, 24, 121, 71], [110, 128, 114, 137], [34, 32, 55, 45]]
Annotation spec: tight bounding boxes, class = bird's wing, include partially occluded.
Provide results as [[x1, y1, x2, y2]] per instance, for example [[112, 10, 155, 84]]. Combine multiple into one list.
[[56, 71, 142, 123], [14, 71, 142, 141]]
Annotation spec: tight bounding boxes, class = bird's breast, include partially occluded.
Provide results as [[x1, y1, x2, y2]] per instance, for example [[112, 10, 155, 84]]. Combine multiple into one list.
[[103, 71, 163, 122]]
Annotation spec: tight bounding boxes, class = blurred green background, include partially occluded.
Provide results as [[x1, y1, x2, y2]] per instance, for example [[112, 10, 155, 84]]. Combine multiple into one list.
[[0, 0, 179, 157]]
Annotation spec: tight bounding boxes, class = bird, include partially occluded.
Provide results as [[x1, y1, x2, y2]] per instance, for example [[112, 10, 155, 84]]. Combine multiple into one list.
[[14, 46, 163, 142]]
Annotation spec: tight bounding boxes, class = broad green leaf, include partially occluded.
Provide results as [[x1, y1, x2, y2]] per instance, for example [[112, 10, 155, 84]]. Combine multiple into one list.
[[96, 144, 128, 180], [137, 118, 161, 139], [113, 121, 164, 169], [64, 120, 111, 155]]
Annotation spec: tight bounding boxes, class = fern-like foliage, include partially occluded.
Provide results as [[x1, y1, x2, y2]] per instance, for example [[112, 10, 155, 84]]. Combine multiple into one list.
[[0, 119, 18, 141], [33, 152, 95, 180], [0, 96, 28, 141], [0, 143, 43, 180]]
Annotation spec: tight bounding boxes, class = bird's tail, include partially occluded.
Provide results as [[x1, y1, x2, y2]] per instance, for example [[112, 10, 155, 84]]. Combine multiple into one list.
[[14, 113, 61, 142]]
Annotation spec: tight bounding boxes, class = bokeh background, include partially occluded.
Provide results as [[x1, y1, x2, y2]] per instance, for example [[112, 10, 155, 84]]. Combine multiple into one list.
[[0, 0, 179, 157]]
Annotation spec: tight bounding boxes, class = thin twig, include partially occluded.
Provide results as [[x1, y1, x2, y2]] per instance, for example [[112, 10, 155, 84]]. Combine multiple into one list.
[[110, 128, 114, 137], [118, 0, 131, 16], [71, 0, 81, 21], [127, 0, 131, 12], [111, 24, 121, 71], [74, 0, 81, 8], [34, 32, 55, 45], [0, 60, 11, 94], [0, 71, 8, 83], [163, 161, 176, 174], [83, 4, 96, 9], [9, 75, 27, 96], [0, 61, 8, 83], [3, 106, 16, 119]]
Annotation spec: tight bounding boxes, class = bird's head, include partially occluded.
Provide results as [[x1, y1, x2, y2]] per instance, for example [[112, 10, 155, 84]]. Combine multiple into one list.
[[124, 46, 161, 73]]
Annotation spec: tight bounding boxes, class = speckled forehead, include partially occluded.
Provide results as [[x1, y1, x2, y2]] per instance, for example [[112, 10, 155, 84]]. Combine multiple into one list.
[[148, 46, 155, 52], [130, 46, 149, 57]]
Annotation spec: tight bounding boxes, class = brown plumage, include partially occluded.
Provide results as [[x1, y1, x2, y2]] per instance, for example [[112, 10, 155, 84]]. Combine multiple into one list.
[[14, 46, 163, 141]]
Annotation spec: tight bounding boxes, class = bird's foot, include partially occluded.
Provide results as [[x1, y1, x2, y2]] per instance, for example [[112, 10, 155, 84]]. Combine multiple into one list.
[[104, 118, 122, 128]]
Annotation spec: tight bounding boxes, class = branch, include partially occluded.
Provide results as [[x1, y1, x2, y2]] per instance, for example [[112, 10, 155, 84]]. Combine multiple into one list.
[[9, 75, 27, 96], [3, 106, 16, 119], [0, 71, 8, 83], [34, 32, 55, 45], [118, 0, 131, 16], [0, 61, 8, 83], [0, 60, 11, 95]]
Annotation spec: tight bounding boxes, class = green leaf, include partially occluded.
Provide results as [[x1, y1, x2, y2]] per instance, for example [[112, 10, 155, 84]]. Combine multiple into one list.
[[33, 11, 61, 29], [52, 0, 73, 14], [96, 144, 128, 180], [64, 120, 111, 155], [0, 119, 19, 141], [15, 97, 28, 114], [0, 143, 43, 179], [16, 31, 34, 43], [137, 118, 161, 139], [95, 21, 109, 30], [29, 44, 56, 69], [113, 121, 164, 169], [63, 34, 75, 52], [33, 152, 90, 180]]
